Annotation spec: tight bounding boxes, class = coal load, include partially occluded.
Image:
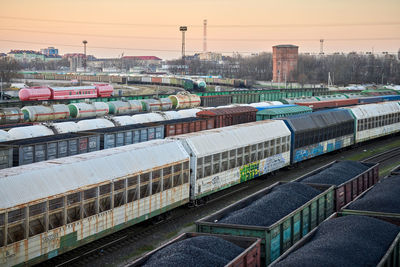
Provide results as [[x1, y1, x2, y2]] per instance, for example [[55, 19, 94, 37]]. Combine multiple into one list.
[[301, 161, 369, 186], [273, 215, 400, 267], [347, 175, 400, 213], [142, 236, 244, 267], [218, 183, 320, 227]]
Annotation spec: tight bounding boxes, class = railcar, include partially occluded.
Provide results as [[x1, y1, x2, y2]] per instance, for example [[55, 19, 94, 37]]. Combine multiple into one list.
[[169, 120, 291, 201], [0, 139, 190, 266], [18, 84, 113, 101], [279, 109, 355, 164], [342, 102, 400, 143]]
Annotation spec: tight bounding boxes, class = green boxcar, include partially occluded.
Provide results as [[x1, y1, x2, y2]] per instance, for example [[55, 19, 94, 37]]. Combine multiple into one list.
[[196, 182, 334, 265], [256, 106, 313, 120]]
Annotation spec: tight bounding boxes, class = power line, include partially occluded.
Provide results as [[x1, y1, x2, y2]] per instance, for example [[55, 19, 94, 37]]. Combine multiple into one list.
[[1, 16, 400, 28], [0, 38, 256, 54], [0, 28, 399, 42]]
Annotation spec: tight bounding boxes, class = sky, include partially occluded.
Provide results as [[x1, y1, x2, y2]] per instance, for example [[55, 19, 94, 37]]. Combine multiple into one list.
[[0, 0, 399, 59]]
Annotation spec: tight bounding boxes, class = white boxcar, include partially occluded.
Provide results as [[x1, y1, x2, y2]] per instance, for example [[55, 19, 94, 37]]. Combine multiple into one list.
[[0, 139, 190, 266], [343, 102, 400, 143], [169, 120, 291, 200]]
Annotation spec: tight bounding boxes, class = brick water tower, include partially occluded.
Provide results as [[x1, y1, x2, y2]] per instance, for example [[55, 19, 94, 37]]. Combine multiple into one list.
[[272, 44, 298, 83]]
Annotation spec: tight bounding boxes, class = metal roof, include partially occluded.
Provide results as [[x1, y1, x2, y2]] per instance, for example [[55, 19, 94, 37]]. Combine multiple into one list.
[[169, 120, 290, 157], [280, 109, 354, 133], [342, 102, 400, 119], [8, 125, 54, 140], [51, 86, 96, 91], [257, 105, 312, 115], [0, 139, 189, 210]]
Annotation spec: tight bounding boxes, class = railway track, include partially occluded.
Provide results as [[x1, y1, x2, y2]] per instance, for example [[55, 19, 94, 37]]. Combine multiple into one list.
[[38, 140, 400, 267], [361, 146, 400, 164]]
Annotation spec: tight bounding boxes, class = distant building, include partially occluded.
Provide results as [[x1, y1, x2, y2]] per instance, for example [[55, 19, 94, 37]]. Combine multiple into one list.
[[272, 44, 298, 83], [0, 53, 6, 58], [64, 53, 85, 71], [7, 50, 45, 62], [198, 52, 222, 62], [40, 47, 59, 56], [398, 49, 400, 60], [122, 56, 162, 66]]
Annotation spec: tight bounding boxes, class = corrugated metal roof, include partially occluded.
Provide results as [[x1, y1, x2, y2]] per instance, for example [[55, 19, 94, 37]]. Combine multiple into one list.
[[257, 105, 312, 115], [8, 125, 54, 140], [196, 106, 258, 116], [281, 109, 354, 132], [77, 118, 115, 131], [168, 120, 290, 157], [0, 139, 188, 210], [343, 102, 400, 119]]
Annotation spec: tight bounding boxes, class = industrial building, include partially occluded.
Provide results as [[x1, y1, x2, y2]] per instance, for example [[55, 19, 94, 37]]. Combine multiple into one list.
[[272, 44, 299, 83]]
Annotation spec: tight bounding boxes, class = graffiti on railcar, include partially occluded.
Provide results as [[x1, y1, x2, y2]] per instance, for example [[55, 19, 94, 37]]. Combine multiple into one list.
[[240, 161, 260, 182]]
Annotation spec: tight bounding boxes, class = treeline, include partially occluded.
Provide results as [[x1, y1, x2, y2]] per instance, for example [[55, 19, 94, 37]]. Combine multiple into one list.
[[169, 53, 400, 85]]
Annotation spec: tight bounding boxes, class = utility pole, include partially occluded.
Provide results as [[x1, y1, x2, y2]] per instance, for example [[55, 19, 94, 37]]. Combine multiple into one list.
[[203, 19, 207, 53], [0, 76, 3, 101], [82, 40, 88, 72], [180, 26, 187, 75]]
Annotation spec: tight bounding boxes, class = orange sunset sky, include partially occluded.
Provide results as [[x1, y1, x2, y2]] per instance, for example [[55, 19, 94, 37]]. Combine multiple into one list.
[[0, 0, 399, 59]]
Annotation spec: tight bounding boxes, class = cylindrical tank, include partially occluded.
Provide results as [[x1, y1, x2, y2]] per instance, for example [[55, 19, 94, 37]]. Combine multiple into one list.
[[18, 87, 52, 101], [0, 130, 11, 142], [169, 94, 190, 109], [127, 100, 143, 113], [107, 101, 132, 115], [161, 111, 182, 120], [0, 107, 24, 124], [8, 125, 54, 140], [188, 94, 201, 108], [68, 102, 109, 118], [141, 99, 162, 112], [196, 80, 207, 90], [160, 98, 173, 111], [77, 118, 114, 131], [22, 104, 70, 122], [177, 108, 201, 118]]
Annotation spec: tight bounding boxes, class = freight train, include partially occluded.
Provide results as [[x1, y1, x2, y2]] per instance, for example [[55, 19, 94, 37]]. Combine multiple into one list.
[[0, 101, 400, 266]]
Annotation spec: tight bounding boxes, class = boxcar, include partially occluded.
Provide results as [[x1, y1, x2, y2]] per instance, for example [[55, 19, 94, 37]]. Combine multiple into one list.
[[0, 139, 190, 266], [169, 120, 291, 201], [279, 109, 355, 164], [342, 102, 400, 143], [196, 106, 258, 128]]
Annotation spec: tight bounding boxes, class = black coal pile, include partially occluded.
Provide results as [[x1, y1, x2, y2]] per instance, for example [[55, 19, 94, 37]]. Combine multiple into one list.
[[142, 236, 244, 267], [218, 182, 320, 227], [347, 175, 400, 213], [273, 215, 400, 267], [301, 161, 369, 186]]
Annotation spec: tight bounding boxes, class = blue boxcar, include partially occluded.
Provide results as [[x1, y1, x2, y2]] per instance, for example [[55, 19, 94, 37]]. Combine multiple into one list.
[[278, 109, 355, 164], [358, 96, 384, 104], [381, 95, 400, 102]]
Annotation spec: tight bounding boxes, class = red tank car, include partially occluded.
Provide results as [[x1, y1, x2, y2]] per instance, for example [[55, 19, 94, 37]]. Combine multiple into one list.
[[95, 84, 114, 97], [19, 87, 52, 101]]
